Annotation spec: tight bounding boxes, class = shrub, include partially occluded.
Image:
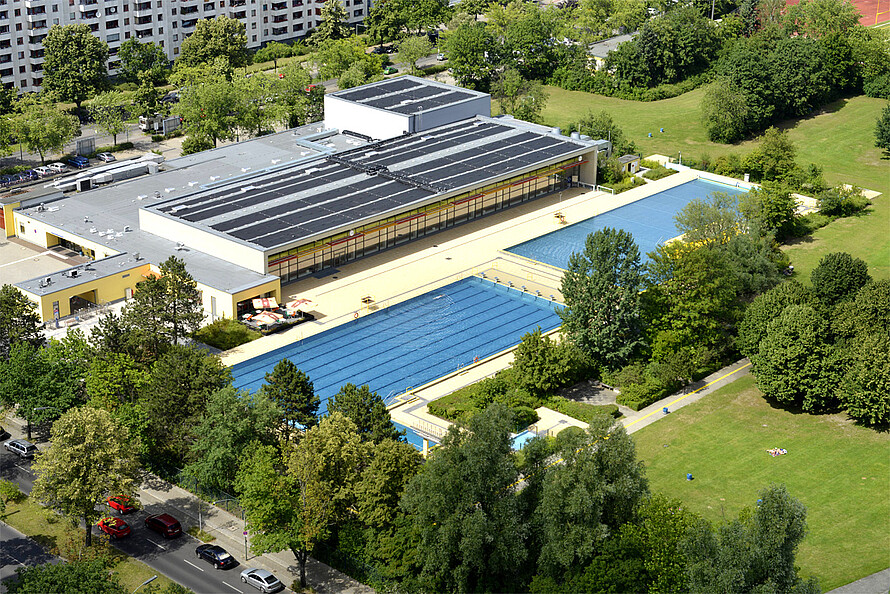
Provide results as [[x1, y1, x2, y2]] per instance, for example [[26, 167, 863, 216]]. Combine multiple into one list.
[[613, 176, 647, 194], [181, 134, 214, 155], [642, 165, 678, 180], [545, 397, 621, 422], [817, 185, 869, 217], [811, 252, 871, 306], [554, 425, 585, 449], [0, 479, 25, 505], [151, 134, 164, 142], [511, 406, 539, 431], [864, 74, 890, 99], [193, 317, 261, 351]]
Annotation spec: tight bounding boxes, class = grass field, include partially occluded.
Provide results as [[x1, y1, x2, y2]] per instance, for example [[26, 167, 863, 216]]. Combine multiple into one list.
[[631, 374, 890, 591], [2, 496, 178, 592], [540, 88, 889, 195]]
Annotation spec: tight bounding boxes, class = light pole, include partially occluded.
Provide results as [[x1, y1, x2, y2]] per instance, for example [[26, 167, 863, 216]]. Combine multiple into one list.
[[133, 575, 157, 593]]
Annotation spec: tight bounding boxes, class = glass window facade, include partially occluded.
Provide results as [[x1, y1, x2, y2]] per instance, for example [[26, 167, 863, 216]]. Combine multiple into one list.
[[266, 159, 580, 282]]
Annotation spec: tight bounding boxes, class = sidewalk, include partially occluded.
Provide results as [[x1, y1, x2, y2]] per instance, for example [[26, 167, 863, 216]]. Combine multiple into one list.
[[136, 475, 375, 594], [826, 568, 890, 594]]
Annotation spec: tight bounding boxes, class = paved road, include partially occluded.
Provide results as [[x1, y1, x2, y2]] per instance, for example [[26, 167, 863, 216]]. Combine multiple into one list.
[[0, 521, 61, 594], [0, 446, 284, 594]]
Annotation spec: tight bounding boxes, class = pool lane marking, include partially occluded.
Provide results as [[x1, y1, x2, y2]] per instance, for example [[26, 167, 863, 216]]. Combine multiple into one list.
[[624, 361, 752, 430]]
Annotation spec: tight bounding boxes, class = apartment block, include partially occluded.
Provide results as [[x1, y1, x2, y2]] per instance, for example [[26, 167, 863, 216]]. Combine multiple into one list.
[[2, 0, 368, 91]]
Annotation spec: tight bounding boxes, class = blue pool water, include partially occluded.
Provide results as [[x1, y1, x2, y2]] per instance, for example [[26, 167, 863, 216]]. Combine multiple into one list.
[[231, 276, 562, 417], [506, 178, 749, 269], [512, 429, 538, 450]]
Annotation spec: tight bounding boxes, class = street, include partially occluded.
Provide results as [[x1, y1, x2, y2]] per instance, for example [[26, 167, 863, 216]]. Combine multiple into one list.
[[0, 446, 285, 594]]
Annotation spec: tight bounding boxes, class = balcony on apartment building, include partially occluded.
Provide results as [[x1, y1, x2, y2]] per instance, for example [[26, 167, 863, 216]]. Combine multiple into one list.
[[270, 25, 287, 35], [0, 25, 9, 35], [28, 33, 47, 45], [181, 17, 198, 27], [81, 9, 99, 18], [271, 13, 287, 22], [134, 14, 152, 24], [0, 54, 10, 64], [229, 9, 246, 17], [203, 2, 216, 11], [135, 26, 153, 38], [0, 67, 14, 79], [180, 5, 199, 14], [25, 6, 46, 15], [271, 1, 287, 9]]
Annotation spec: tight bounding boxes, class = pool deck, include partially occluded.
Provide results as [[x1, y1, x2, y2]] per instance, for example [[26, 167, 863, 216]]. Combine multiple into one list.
[[220, 168, 721, 441]]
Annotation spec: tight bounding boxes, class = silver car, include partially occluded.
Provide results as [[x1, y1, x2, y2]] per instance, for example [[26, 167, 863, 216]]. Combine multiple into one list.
[[4, 439, 38, 459], [240, 568, 284, 593]]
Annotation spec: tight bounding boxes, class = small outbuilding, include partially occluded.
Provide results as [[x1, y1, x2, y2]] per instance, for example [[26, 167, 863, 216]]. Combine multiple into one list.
[[618, 154, 641, 174]]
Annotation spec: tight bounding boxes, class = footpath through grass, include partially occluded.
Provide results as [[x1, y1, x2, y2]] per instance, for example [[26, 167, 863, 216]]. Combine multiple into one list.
[[631, 374, 890, 590], [541, 88, 889, 196], [2, 496, 178, 592]]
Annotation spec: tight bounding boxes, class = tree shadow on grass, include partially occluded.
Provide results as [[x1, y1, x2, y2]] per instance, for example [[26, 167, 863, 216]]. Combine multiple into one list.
[[774, 96, 852, 132]]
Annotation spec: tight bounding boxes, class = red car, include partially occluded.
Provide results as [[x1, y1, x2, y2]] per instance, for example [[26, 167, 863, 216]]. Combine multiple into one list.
[[97, 517, 131, 539], [106, 495, 137, 514], [145, 513, 182, 538]]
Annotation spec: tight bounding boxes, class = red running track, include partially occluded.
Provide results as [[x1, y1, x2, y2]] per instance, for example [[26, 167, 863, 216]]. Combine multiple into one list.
[[786, 0, 890, 26]]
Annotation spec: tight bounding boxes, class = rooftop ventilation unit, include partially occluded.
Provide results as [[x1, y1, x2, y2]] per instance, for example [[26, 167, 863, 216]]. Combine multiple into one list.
[[241, 167, 251, 172], [209, 176, 220, 181], [64, 269, 79, 278], [133, 252, 141, 261], [188, 181, 198, 187], [90, 227, 97, 233], [123, 225, 131, 232], [83, 216, 90, 223], [137, 194, 148, 200], [175, 242, 185, 251], [36, 203, 46, 212]]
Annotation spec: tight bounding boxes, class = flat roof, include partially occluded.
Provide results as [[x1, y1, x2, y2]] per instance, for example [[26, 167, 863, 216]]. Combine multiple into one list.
[[148, 116, 605, 251], [330, 76, 488, 115]]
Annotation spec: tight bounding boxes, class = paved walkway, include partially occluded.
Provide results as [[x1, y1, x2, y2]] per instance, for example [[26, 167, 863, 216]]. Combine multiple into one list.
[[826, 568, 890, 594]]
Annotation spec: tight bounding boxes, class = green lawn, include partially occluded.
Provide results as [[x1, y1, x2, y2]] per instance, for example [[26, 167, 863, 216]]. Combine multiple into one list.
[[631, 374, 890, 591], [541, 88, 889, 195]]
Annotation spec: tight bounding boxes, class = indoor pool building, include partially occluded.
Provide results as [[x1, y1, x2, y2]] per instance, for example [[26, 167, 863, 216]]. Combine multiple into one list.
[[4, 76, 609, 322]]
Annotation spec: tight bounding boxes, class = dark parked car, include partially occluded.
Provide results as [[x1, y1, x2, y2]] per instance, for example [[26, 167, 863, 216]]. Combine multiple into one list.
[[0, 175, 13, 186], [144, 513, 182, 538], [65, 155, 89, 168], [196, 544, 237, 569]]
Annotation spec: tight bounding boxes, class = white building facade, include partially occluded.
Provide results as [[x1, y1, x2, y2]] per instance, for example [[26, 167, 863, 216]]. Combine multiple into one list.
[[2, 0, 367, 91]]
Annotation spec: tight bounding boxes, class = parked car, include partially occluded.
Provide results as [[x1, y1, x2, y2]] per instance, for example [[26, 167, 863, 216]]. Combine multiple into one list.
[[97, 516, 131, 539], [240, 568, 284, 593], [196, 544, 237, 569], [34, 166, 53, 177], [371, 45, 386, 54], [97, 152, 116, 163], [437, 52, 446, 61], [11, 173, 30, 184], [47, 162, 68, 173], [0, 175, 13, 186], [106, 495, 137, 514], [4, 439, 38, 459], [20, 170, 39, 181], [144, 513, 182, 538], [65, 156, 89, 168], [384, 66, 398, 75]]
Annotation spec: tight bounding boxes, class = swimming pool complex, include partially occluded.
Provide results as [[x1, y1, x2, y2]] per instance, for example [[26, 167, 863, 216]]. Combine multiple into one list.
[[231, 276, 562, 419], [506, 178, 749, 269]]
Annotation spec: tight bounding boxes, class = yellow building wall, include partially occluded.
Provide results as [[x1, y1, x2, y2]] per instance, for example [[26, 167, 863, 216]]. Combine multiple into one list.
[[2, 201, 20, 238], [23, 263, 153, 321], [199, 278, 282, 322], [14, 213, 121, 259]]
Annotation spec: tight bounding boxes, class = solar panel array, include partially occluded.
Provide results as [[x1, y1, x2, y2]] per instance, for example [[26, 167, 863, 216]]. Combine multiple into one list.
[[152, 118, 588, 250], [333, 78, 476, 115]]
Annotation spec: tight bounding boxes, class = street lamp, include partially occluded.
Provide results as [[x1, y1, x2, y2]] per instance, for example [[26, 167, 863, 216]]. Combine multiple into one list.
[[133, 575, 157, 593]]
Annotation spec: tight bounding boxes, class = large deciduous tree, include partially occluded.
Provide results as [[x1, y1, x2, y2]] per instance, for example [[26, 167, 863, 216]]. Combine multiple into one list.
[[397, 36, 434, 76], [312, 0, 352, 44], [536, 415, 649, 578], [8, 559, 127, 594], [355, 439, 422, 530], [254, 41, 294, 72], [327, 383, 404, 444], [276, 62, 316, 127], [31, 407, 140, 546], [174, 61, 240, 148], [401, 403, 527, 593], [561, 227, 644, 370], [810, 252, 871, 307], [177, 16, 248, 69], [0, 284, 43, 360], [701, 77, 750, 143], [876, 105, 890, 153], [442, 22, 495, 90], [12, 95, 80, 164], [42, 24, 109, 108], [737, 280, 813, 357], [87, 91, 128, 145], [260, 358, 319, 442], [237, 413, 369, 589], [118, 38, 169, 84]]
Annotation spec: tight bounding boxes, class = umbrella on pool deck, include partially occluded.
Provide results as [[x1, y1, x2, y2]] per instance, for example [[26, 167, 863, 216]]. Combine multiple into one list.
[[286, 298, 313, 310], [252, 297, 278, 310]]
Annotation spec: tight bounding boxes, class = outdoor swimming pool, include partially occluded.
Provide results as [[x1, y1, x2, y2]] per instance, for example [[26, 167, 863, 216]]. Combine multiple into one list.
[[231, 276, 563, 418], [506, 178, 749, 269]]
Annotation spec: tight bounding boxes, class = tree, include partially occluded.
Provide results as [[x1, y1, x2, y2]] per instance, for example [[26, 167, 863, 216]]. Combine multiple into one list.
[[234, 72, 281, 138], [84, 352, 147, 412], [401, 403, 527, 593], [737, 280, 813, 357], [174, 62, 240, 147], [119, 256, 204, 358], [536, 415, 649, 578], [12, 95, 80, 164], [572, 110, 636, 155], [259, 358, 319, 442], [8, 559, 127, 594], [275, 62, 316, 127], [0, 284, 43, 361], [674, 191, 744, 247], [684, 484, 818, 594], [338, 60, 384, 89], [841, 332, 890, 427], [177, 16, 248, 69], [511, 328, 585, 398], [561, 228, 644, 369], [751, 304, 837, 412], [701, 77, 750, 143], [491, 68, 548, 124], [810, 252, 871, 306], [742, 127, 799, 183], [397, 36, 434, 76], [442, 22, 495, 90], [31, 407, 140, 547], [875, 105, 890, 153], [768, 37, 830, 118], [142, 345, 232, 463], [185, 386, 281, 493], [237, 414, 369, 588], [254, 41, 293, 72], [366, 0, 408, 44], [327, 383, 404, 444], [131, 72, 163, 118], [42, 24, 109, 108], [740, 181, 797, 237], [783, 0, 861, 37], [118, 38, 168, 84], [88, 91, 127, 145], [312, 38, 379, 81], [355, 439, 423, 530], [312, 0, 352, 44]]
